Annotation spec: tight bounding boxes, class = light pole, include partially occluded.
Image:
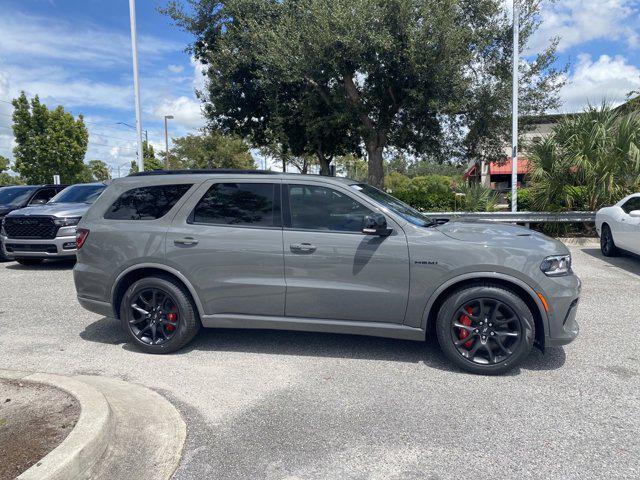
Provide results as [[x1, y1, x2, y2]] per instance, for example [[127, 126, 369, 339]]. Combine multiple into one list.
[[511, 0, 520, 212], [164, 115, 174, 169], [128, 0, 144, 172]]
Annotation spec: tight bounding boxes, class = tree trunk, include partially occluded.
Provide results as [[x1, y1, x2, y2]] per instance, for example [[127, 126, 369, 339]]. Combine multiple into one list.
[[366, 144, 384, 188], [317, 151, 331, 176]]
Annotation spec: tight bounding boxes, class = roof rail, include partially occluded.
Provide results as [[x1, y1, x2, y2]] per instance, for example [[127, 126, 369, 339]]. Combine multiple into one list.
[[129, 169, 276, 177]]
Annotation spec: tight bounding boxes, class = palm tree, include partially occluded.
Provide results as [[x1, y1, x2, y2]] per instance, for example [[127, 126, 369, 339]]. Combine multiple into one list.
[[528, 104, 640, 212]]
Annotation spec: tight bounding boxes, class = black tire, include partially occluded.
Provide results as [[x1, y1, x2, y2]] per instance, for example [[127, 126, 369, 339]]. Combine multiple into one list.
[[435, 283, 535, 375], [600, 224, 619, 257], [16, 258, 44, 266], [120, 275, 200, 354]]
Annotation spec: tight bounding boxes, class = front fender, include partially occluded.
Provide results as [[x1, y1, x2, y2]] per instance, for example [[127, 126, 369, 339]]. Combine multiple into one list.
[[419, 271, 549, 334]]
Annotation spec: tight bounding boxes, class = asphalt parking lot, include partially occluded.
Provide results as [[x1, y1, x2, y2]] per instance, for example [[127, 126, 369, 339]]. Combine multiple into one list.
[[1, 245, 639, 479]]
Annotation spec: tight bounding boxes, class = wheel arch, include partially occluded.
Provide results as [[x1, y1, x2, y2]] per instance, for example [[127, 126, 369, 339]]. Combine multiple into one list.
[[422, 273, 547, 350], [111, 263, 204, 320]]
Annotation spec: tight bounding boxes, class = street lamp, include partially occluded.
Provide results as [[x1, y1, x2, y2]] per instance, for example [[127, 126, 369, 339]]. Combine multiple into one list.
[[164, 115, 174, 169], [128, 0, 144, 172], [511, 0, 520, 212]]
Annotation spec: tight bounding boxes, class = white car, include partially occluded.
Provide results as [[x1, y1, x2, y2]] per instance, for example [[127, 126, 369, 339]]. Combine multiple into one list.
[[595, 193, 640, 257]]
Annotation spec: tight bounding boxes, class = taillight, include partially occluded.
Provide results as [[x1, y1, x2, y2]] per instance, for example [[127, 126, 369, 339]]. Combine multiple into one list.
[[76, 228, 90, 250]]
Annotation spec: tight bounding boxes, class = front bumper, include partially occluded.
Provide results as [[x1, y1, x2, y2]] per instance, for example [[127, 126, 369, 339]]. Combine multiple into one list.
[[1, 227, 78, 259], [542, 274, 581, 347]]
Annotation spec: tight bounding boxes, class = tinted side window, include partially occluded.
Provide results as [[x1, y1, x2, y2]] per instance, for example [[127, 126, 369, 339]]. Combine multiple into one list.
[[191, 183, 279, 227], [104, 184, 192, 220], [622, 197, 640, 214], [287, 184, 371, 232], [30, 188, 57, 204]]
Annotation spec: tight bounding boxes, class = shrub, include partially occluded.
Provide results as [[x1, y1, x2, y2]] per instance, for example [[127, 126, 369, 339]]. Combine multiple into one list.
[[506, 188, 533, 211], [389, 174, 457, 211], [456, 184, 498, 212]]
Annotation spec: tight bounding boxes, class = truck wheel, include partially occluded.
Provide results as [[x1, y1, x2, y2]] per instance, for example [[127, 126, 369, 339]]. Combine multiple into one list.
[[436, 284, 535, 375], [120, 275, 200, 354]]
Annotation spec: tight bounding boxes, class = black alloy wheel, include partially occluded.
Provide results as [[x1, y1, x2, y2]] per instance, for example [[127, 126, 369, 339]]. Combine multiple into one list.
[[121, 275, 200, 354], [128, 288, 180, 346], [436, 284, 535, 375], [450, 298, 522, 366]]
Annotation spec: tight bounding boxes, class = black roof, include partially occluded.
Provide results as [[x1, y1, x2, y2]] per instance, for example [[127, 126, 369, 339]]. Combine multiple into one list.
[[129, 169, 276, 177]]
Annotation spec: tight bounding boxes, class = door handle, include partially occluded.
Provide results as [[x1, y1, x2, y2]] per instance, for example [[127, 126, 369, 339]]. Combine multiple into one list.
[[290, 243, 317, 253], [174, 237, 199, 247]]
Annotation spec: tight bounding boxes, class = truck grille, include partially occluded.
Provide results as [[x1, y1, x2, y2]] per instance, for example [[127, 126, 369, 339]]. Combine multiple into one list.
[[4, 216, 58, 239]]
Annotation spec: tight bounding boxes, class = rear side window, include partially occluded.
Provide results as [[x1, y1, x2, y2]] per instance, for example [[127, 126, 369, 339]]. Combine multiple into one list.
[[621, 197, 640, 214], [190, 183, 280, 227], [104, 184, 192, 220]]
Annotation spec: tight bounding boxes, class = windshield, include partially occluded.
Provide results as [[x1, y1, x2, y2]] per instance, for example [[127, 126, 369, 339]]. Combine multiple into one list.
[[0, 186, 38, 207], [350, 183, 433, 226], [49, 184, 106, 204]]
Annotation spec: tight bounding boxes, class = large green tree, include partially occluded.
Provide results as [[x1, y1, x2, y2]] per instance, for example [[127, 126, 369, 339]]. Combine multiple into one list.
[[164, 0, 563, 187], [163, 130, 256, 170], [11, 92, 89, 184]]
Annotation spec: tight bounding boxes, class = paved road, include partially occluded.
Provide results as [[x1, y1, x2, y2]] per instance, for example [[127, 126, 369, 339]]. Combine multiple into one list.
[[1, 245, 639, 479]]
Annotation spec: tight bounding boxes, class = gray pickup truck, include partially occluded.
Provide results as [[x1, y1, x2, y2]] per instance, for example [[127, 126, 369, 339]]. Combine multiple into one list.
[[1, 182, 106, 265]]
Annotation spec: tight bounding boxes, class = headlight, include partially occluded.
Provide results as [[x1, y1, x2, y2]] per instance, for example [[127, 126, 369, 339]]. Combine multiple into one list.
[[540, 254, 572, 277], [53, 217, 81, 227]]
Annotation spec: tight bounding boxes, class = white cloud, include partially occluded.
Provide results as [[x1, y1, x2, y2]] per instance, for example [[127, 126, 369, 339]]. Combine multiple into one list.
[[0, 13, 180, 68], [558, 54, 640, 112], [153, 96, 205, 130], [191, 56, 207, 93], [168, 64, 185, 73], [528, 0, 640, 54]]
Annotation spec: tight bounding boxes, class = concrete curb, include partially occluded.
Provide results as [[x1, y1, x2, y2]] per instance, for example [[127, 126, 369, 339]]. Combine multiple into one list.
[[557, 237, 599, 247], [1, 370, 186, 480], [0, 369, 112, 480]]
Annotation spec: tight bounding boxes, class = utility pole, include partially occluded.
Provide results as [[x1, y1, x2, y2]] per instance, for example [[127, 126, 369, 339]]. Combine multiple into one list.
[[164, 115, 174, 169], [511, 0, 520, 212], [128, 0, 144, 172]]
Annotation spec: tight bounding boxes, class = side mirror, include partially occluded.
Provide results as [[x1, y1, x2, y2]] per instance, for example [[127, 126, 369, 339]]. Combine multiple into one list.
[[629, 210, 640, 218], [362, 213, 392, 236], [29, 198, 47, 205]]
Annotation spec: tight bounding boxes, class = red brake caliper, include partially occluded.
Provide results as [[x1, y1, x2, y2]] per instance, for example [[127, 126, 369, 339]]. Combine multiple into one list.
[[459, 307, 474, 348], [166, 312, 177, 332]]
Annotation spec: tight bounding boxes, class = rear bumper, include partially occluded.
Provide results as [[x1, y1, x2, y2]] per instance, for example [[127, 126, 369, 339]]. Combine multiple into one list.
[[77, 295, 114, 318], [1, 233, 77, 259]]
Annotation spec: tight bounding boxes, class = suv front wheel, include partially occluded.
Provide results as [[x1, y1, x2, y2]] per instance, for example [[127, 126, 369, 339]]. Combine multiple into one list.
[[436, 284, 535, 375], [120, 275, 200, 354]]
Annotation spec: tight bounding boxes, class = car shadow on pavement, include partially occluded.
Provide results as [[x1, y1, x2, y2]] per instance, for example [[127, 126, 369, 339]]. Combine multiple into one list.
[[581, 248, 640, 277], [4, 260, 76, 271], [81, 317, 566, 375]]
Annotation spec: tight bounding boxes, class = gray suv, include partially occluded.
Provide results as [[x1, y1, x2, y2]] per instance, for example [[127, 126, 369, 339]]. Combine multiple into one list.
[[74, 171, 580, 374]]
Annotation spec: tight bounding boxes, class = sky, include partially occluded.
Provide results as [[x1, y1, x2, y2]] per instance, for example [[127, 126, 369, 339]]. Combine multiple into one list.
[[1, 0, 640, 176]]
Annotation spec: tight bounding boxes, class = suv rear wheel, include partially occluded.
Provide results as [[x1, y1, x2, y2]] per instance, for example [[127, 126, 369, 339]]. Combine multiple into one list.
[[436, 284, 535, 375], [120, 275, 200, 354]]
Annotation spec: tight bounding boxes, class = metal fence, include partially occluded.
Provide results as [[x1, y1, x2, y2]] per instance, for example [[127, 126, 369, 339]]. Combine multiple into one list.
[[421, 211, 596, 227]]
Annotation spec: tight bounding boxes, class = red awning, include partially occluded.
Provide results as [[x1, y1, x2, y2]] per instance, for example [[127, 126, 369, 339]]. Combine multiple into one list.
[[464, 158, 531, 178], [490, 158, 530, 175]]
